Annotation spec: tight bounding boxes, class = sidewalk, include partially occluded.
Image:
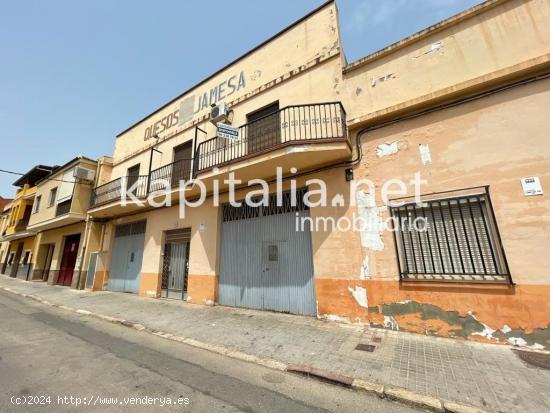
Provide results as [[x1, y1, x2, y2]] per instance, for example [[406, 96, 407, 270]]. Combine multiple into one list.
[[1, 275, 548, 413]]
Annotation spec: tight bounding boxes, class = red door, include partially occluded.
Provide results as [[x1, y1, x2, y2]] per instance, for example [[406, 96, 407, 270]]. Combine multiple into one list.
[[57, 234, 80, 286]]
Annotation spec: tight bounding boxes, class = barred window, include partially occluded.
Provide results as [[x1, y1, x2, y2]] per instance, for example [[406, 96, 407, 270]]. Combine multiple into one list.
[[390, 192, 511, 283]]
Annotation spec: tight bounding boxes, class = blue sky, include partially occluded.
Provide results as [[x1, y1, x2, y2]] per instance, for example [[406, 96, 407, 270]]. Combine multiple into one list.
[[0, 0, 480, 196]]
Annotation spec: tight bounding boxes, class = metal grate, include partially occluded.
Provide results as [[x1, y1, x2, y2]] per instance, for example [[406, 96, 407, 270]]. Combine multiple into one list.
[[222, 188, 309, 222], [195, 102, 347, 172], [390, 189, 511, 283], [165, 228, 191, 243], [91, 175, 148, 207], [114, 220, 147, 238], [355, 344, 376, 352]]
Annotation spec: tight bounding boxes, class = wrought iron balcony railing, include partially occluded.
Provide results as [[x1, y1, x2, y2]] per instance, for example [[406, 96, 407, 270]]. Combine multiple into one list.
[[194, 102, 347, 172], [90, 175, 148, 208], [89, 102, 348, 210], [149, 158, 193, 193]]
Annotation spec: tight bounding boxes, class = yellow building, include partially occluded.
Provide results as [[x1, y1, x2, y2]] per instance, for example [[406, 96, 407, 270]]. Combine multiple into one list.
[[72, 0, 550, 348], [0, 198, 13, 266], [0, 165, 56, 279], [27, 156, 100, 288]]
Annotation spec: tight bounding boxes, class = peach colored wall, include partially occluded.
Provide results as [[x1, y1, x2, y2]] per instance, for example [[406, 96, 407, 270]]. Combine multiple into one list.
[[343, 0, 550, 126], [29, 158, 97, 226], [348, 77, 550, 285], [110, 55, 345, 180], [99, 200, 220, 297], [113, 2, 341, 163]]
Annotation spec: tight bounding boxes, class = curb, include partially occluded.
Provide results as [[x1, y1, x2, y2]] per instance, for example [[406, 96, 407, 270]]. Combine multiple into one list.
[[0, 285, 490, 413]]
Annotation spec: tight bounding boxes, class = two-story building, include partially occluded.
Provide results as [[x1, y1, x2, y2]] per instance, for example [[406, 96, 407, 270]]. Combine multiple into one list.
[[27, 156, 101, 288], [0, 165, 56, 279], [79, 0, 549, 349], [0, 198, 13, 267]]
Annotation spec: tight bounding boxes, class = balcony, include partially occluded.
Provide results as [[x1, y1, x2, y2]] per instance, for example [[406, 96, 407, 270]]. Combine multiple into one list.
[[88, 102, 351, 217], [194, 102, 350, 184], [14, 218, 30, 232], [149, 158, 193, 192], [89, 176, 148, 217]]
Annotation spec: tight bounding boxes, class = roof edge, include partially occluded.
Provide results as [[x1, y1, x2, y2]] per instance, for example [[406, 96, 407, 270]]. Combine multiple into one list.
[[116, 0, 335, 138], [343, 0, 508, 74], [34, 156, 97, 186]]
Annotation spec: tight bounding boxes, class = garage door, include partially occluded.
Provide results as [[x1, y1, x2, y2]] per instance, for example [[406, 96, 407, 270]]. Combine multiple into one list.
[[219, 190, 316, 315], [108, 221, 146, 293]]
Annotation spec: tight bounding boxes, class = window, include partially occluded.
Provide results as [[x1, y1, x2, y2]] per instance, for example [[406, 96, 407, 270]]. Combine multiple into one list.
[[32, 196, 42, 213], [246, 102, 281, 154], [126, 164, 141, 197], [48, 187, 58, 208], [390, 191, 510, 283], [7, 252, 14, 265]]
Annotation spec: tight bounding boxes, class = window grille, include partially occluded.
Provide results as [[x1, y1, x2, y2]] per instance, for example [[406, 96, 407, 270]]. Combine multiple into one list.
[[114, 220, 147, 238], [390, 190, 511, 283], [222, 188, 309, 222]]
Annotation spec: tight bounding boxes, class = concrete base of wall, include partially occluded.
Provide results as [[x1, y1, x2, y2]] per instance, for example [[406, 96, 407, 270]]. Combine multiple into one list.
[[187, 274, 217, 306], [316, 278, 550, 349], [139, 272, 161, 298]]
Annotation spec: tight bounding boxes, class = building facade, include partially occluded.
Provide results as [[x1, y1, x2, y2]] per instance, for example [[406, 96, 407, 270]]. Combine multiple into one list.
[[0, 198, 13, 267], [0, 165, 56, 279], [3, 0, 549, 349], [26, 156, 100, 288]]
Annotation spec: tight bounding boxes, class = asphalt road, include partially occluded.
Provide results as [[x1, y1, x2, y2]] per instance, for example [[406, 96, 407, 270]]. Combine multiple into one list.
[[0, 289, 420, 413]]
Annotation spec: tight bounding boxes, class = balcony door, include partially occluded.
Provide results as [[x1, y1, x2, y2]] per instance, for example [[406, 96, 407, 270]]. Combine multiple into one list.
[[171, 142, 192, 187], [126, 164, 141, 197], [246, 102, 280, 156], [57, 234, 80, 287]]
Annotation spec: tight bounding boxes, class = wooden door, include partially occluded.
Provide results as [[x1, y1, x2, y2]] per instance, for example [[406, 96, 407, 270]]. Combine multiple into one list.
[[57, 234, 80, 286]]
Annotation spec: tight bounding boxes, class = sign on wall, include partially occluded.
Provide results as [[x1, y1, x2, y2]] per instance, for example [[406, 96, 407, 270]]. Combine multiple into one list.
[[521, 177, 543, 196], [143, 71, 246, 141], [217, 123, 239, 140]]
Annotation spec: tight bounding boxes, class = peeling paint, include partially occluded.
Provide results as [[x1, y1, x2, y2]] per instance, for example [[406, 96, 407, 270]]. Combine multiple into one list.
[[355, 87, 363, 96], [322, 314, 352, 324], [384, 316, 399, 330], [376, 142, 399, 157], [355, 191, 385, 251], [469, 311, 496, 339], [371, 73, 396, 87], [373, 301, 550, 349], [348, 286, 368, 308], [508, 337, 527, 346], [359, 255, 370, 280], [419, 144, 432, 164], [501, 324, 512, 334], [413, 41, 444, 58]]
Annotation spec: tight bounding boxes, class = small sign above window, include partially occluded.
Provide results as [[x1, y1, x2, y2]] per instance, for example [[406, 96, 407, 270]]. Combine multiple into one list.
[[217, 123, 239, 140], [521, 177, 543, 196]]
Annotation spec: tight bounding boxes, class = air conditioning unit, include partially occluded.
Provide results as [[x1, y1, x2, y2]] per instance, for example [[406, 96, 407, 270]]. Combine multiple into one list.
[[209, 102, 230, 125], [73, 166, 96, 182]]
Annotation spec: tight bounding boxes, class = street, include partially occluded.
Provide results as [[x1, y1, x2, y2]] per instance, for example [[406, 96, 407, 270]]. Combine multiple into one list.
[[0, 290, 418, 413]]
